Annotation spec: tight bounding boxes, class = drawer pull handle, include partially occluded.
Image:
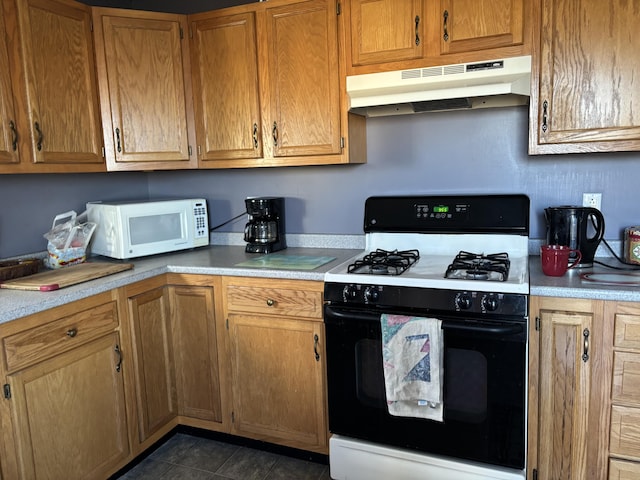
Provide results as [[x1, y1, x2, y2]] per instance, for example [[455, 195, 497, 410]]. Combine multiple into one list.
[[66, 328, 78, 338], [313, 334, 320, 362], [9, 120, 18, 151], [34, 121, 43, 151], [266, 298, 275, 307], [443, 10, 449, 42], [582, 328, 590, 362], [115, 344, 122, 372]]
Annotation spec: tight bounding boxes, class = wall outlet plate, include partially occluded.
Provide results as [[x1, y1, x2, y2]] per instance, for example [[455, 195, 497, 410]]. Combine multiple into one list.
[[583, 193, 602, 210]]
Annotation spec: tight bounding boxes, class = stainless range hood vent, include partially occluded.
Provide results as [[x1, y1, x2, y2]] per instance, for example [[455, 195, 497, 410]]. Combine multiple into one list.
[[347, 55, 531, 117]]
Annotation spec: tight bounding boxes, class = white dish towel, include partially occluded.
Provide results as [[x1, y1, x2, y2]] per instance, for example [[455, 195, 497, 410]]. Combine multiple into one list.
[[381, 314, 444, 422]]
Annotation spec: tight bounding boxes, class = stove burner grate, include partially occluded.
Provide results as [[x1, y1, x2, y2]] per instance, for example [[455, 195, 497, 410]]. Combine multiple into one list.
[[445, 251, 510, 282], [348, 249, 420, 276]]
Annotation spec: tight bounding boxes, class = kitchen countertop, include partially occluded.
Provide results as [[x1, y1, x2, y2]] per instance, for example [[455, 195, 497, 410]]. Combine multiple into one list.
[[4, 244, 640, 325], [0, 245, 361, 325]]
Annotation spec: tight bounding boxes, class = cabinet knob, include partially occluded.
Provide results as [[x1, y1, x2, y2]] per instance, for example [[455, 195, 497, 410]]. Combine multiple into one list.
[[266, 298, 275, 307], [66, 328, 78, 338]]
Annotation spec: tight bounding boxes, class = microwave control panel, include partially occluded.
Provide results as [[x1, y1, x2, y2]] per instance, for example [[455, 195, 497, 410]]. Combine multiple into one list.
[[193, 202, 209, 240]]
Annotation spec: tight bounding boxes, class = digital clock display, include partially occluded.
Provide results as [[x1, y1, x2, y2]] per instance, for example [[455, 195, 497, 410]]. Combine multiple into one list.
[[433, 205, 449, 213]]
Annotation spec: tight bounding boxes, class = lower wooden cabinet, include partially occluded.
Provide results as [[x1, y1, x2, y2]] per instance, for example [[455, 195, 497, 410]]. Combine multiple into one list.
[[0, 291, 129, 480], [528, 296, 609, 480], [223, 276, 328, 454]]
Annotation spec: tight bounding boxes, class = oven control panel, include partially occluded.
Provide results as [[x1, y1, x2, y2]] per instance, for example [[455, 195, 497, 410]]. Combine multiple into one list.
[[328, 282, 528, 318]]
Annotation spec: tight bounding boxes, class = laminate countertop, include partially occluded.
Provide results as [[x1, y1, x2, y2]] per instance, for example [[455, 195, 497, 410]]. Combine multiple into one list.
[[0, 245, 361, 325]]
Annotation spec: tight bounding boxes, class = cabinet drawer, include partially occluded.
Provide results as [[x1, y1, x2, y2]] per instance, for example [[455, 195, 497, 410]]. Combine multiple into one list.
[[613, 352, 640, 405], [2, 300, 119, 372], [610, 405, 640, 459], [610, 459, 640, 479], [225, 283, 322, 319], [614, 314, 640, 349]]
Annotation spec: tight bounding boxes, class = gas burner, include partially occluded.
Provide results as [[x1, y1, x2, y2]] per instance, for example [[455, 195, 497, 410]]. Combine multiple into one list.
[[445, 251, 510, 282], [348, 249, 420, 276]]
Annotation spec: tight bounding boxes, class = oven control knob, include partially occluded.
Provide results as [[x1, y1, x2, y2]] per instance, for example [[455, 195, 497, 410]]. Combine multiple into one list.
[[364, 286, 380, 303], [343, 285, 358, 302], [482, 294, 500, 312], [455, 292, 472, 310]]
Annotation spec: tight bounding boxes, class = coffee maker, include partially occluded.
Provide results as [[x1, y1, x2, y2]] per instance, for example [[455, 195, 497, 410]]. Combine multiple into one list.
[[244, 197, 286, 253]]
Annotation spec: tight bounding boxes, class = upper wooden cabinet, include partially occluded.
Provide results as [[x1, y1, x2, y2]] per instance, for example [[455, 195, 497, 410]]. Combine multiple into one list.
[[529, 0, 640, 154], [189, 0, 366, 168], [93, 7, 198, 171], [346, 0, 532, 74], [0, 0, 105, 174]]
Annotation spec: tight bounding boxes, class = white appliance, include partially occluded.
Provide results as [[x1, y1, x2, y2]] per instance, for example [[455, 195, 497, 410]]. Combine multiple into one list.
[[86, 199, 209, 259], [347, 55, 531, 116]]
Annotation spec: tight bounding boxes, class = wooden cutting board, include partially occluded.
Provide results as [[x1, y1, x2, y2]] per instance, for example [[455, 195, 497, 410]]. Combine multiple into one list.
[[0, 262, 133, 292]]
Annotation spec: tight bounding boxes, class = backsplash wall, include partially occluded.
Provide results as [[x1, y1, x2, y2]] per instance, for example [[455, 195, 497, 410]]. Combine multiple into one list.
[[1, 107, 639, 258]]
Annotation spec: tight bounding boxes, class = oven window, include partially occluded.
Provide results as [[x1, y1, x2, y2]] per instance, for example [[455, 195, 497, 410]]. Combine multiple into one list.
[[355, 339, 386, 409], [446, 348, 487, 423]]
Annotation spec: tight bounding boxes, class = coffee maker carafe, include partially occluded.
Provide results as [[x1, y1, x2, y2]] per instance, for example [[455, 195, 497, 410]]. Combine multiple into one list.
[[544, 206, 605, 268], [244, 197, 286, 253]]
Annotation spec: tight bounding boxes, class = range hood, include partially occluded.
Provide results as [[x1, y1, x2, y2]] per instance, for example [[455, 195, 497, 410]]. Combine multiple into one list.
[[347, 55, 531, 117]]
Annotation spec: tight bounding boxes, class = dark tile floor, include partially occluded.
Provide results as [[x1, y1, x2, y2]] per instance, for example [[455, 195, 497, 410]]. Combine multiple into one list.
[[113, 432, 332, 480]]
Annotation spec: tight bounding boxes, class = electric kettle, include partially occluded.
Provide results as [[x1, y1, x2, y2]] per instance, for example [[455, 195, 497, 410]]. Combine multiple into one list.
[[544, 206, 605, 267]]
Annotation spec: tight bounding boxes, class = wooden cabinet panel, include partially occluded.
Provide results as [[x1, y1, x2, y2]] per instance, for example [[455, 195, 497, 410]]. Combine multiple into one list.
[[169, 282, 227, 426], [437, 0, 524, 55], [2, 300, 118, 372], [190, 12, 262, 163], [228, 314, 327, 452], [127, 285, 177, 442], [93, 8, 197, 171], [610, 459, 640, 479], [0, 0, 19, 165], [613, 352, 640, 406], [349, 0, 424, 66], [530, 0, 640, 154], [610, 405, 640, 460], [1, 0, 104, 173], [7, 333, 129, 479], [614, 314, 640, 350], [225, 281, 323, 318]]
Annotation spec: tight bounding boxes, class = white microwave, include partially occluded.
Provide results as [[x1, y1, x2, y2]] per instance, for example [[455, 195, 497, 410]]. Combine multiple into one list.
[[86, 199, 209, 259]]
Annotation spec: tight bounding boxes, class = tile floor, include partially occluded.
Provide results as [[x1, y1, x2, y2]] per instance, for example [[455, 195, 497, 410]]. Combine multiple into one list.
[[112, 431, 332, 480]]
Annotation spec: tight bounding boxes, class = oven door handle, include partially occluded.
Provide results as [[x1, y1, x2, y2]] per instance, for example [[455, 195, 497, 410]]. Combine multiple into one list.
[[325, 306, 524, 335]]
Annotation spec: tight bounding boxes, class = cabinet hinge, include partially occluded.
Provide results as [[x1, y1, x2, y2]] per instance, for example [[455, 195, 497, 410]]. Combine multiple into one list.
[[226, 318, 229, 330], [90, 20, 93, 33], [532, 468, 538, 480], [535, 316, 540, 331], [340, 137, 345, 149], [179, 26, 184, 39], [3, 384, 10, 399], [336, 2, 341, 15], [188, 145, 192, 156], [189, 26, 193, 39], [101, 146, 105, 158], [231, 411, 235, 423]]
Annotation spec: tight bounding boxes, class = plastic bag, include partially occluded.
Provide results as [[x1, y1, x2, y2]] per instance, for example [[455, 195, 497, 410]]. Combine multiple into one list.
[[43, 210, 97, 268]]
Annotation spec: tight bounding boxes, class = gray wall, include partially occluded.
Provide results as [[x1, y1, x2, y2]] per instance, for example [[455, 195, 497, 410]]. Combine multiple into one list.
[[1, 106, 639, 258]]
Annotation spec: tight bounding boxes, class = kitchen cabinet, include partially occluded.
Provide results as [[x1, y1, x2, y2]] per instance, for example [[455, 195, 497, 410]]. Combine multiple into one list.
[[223, 276, 328, 454], [528, 296, 609, 480], [166, 274, 230, 432], [346, 0, 532, 75], [529, 0, 640, 154], [122, 276, 178, 445], [189, 0, 366, 168], [93, 7, 198, 171], [606, 301, 640, 477], [0, 0, 105, 174], [0, 291, 129, 480]]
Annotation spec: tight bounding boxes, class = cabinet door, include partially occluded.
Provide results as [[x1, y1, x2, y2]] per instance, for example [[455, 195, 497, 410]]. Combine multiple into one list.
[[168, 282, 228, 428], [0, 1, 19, 165], [127, 285, 177, 442], [94, 8, 197, 170], [437, 0, 525, 55], [8, 0, 104, 167], [536, 308, 593, 480], [190, 12, 262, 163], [530, 0, 640, 154], [349, 0, 424, 66], [7, 333, 129, 480], [229, 314, 327, 453], [262, 0, 341, 158]]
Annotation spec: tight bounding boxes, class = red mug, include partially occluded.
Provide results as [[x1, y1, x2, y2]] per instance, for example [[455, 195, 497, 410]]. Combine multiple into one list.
[[540, 245, 582, 276]]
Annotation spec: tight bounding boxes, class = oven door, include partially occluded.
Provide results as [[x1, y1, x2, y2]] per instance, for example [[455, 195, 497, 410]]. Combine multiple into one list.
[[324, 305, 526, 471]]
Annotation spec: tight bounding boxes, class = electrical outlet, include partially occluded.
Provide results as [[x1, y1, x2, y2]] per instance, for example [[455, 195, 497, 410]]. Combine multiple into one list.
[[583, 193, 602, 210]]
